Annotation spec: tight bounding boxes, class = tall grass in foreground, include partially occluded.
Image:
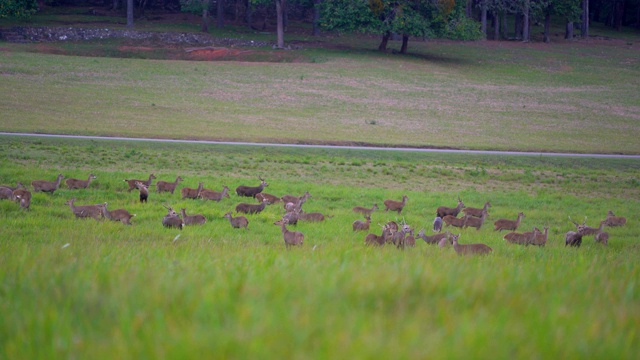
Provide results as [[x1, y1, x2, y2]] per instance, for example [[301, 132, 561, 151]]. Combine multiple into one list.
[[0, 137, 639, 358]]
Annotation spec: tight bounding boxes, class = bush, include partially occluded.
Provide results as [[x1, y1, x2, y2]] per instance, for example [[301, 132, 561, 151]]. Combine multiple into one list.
[[446, 17, 484, 41]]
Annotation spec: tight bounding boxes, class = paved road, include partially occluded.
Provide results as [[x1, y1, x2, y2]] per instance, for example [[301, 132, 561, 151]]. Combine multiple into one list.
[[2, 132, 639, 159]]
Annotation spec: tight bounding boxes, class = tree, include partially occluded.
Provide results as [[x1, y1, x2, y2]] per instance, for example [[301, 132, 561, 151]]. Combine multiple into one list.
[[0, 0, 38, 18], [127, 0, 134, 28]]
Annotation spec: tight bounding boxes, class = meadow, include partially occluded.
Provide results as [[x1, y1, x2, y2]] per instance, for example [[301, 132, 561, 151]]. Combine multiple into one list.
[[0, 136, 639, 359]]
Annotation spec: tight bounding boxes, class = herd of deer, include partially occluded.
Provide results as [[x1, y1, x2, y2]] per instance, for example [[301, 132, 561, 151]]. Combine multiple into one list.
[[0, 173, 628, 252]]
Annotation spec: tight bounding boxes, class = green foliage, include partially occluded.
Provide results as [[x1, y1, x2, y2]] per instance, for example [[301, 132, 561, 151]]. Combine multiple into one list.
[[179, 0, 208, 15], [444, 14, 484, 40], [0, 0, 37, 18]]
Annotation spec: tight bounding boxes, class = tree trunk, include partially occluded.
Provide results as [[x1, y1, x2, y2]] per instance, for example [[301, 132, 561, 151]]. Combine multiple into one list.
[[400, 34, 408, 54], [201, 6, 209, 33], [614, 0, 624, 31], [378, 32, 390, 51], [543, 12, 551, 43], [275, 0, 285, 48], [522, 0, 530, 42], [494, 12, 500, 40], [480, 3, 487, 39], [466, 0, 472, 18], [127, 0, 133, 28], [581, 0, 589, 37], [501, 12, 508, 39], [217, 0, 224, 28], [312, 0, 321, 36], [112, 0, 119, 11], [282, 0, 288, 31], [245, 0, 252, 27], [515, 14, 522, 40], [565, 21, 574, 39]]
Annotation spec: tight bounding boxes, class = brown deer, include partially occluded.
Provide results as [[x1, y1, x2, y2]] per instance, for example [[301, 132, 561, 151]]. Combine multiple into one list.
[[452, 234, 493, 256], [352, 215, 371, 232], [64, 198, 102, 220], [0, 187, 13, 200], [365, 226, 394, 246], [66, 174, 97, 190], [433, 216, 443, 232], [134, 181, 149, 203], [436, 197, 465, 218], [281, 191, 310, 205], [393, 224, 413, 249], [503, 227, 540, 245], [530, 227, 549, 247], [223, 212, 249, 230], [274, 218, 304, 248], [298, 211, 329, 222], [181, 182, 204, 200], [32, 174, 64, 193], [384, 195, 408, 214], [162, 205, 183, 230], [565, 224, 589, 247], [235, 176, 268, 198], [12, 189, 32, 210], [100, 202, 135, 225], [156, 176, 183, 194], [462, 201, 491, 218], [603, 210, 626, 227], [199, 186, 230, 202], [463, 209, 488, 230], [493, 212, 525, 231], [570, 217, 602, 237], [594, 221, 609, 246], [416, 229, 451, 245], [404, 229, 416, 247], [282, 209, 300, 226], [235, 198, 269, 215], [352, 204, 379, 216], [124, 173, 155, 192], [0, 182, 24, 192], [180, 208, 206, 225], [442, 215, 467, 228], [256, 192, 281, 204]]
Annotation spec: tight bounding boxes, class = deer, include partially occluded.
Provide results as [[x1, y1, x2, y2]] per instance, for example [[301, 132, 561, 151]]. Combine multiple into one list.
[[199, 186, 230, 202], [570, 217, 603, 237], [503, 227, 540, 245], [365, 225, 394, 246], [223, 212, 249, 230], [100, 202, 135, 225], [594, 221, 609, 246], [603, 210, 626, 227], [493, 212, 524, 232], [452, 234, 493, 256], [64, 198, 103, 220], [274, 218, 304, 248], [298, 211, 329, 222], [65, 174, 97, 190], [162, 205, 183, 230], [32, 174, 64, 193], [181, 182, 204, 200], [256, 192, 281, 205], [352, 215, 371, 232], [565, 224, 589, 247], [393, 224, 413, 249], [0, 187, 14, 200], [180, 208, 206, 225], [416, 229, 451, 245], [529, 227, 549, 246], [124, 173, 155, 192], [462, 201, 491, 218], [463, 209, 488, 230], [0, 182, 24, 192], [384, 195, 408, 214], [404, 229, 416, 247], [134, 181, 149, 203], [352, 204, 379, 216], [12, 188, 32, 210], [281, 191, 310, 205], [235, 176, 268, 198], [442, 215, 468, 228], [433, 216, 443, 232], [156, 176, 183, 194], [235, 198, 269, 215], [436, 197, 465, 218]]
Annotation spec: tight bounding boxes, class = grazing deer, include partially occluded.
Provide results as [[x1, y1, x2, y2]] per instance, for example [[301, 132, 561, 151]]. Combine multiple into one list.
[[452, 234, 493, 256], [416, 229, 451, 245], [124, 173, 155, 192], [462, 201, 491, 218], [235, 198, 269, 214], [12, 188, 32, 210], [436, 197, 465, 218], [181, 182, 204, 200], [199, 186, 230, 202], [274, 219, 304, 248], [180, 208, 206, 225], [464, 209, 488, 230], [134, 181, 149, 203], [65, 174, 97, 190], [352, 204, 379, 216], [594, 221, 609, 246], [603, 210, 626, 227], [32, 174, 64, 193], [162, 205, 183, 230], [433, 216, 443, 232], [156, 176, 183, 194], [281, 191, 310, 206], [223, 212, 249, 230], [442, 215, 467, 228], [352, 215, 371, 232], [235, 176, 268, 198], [493, 212, 524, 232], [256, 192, 281, 204], [530, 227, 549, 247], [384, 195, 408, 214], [503, 227, 540, 245], [64, 198, 103, 220], [100, 202, 135, 225], [282, 209, 300, 226], [365, 226, 394, 246]]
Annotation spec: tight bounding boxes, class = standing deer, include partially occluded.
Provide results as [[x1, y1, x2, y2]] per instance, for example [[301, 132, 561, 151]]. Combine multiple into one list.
[[199, 186, 230, 202], [235, 198, 269, 215], [274, 219, 304, 248], [436, 197, 465, 218], [32, 174, 64, 193], [100, 202, 135, 225], [565, 225, 588, 247], [64, 198, 103, 220], [462, 201, 491, 218], [13, 189, 32, 210], [352, 215, 371, 232], [603, 210, 626, 227], [352, 204, 379, 216], [162, 205, 183, 230], [594, 221, 609, 246], [365, 225, 394, 246], [0, 187, 14, 200], [464, 209, 488, 230], [156, 176, 183, 194], [124, 173, 155, 192], [493, 212, 525, 231], [416, 229, 451, 245], [452, 234, 493, 256], [442, 215, 467, 228], [181, 182, 204, 200], [134, 181, 149, 203], [281, 191, 310, 205], [530, 227, 549, 246], [235, 176, 268, 198], [66, 174, 97, 190], [223, 212, 249, 230], [282, 209, 300, 226], [433, 216, 443, 232], [384, 195, 408, 214], [180, 208, 206, 225]]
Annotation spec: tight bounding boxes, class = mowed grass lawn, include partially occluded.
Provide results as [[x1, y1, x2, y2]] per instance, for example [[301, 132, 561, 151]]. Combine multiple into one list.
[[0, 136, 639, 359]]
